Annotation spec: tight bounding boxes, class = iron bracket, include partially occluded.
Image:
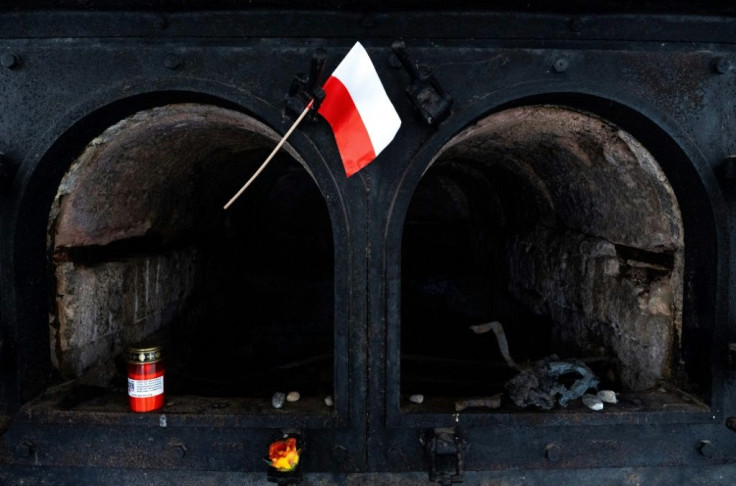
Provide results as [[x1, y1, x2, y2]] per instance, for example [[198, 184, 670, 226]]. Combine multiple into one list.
[[391, 40, 453, 126], [283, 49, 327, 122], [423, 427, 466, 485]]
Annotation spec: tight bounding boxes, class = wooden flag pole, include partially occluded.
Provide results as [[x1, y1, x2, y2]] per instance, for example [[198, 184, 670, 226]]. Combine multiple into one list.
[[223, 100, 314, 210]]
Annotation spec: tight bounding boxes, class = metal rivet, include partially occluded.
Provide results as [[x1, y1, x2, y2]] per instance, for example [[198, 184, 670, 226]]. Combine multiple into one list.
[[553, 58, 569, 73], [15, 441, 34, 458], [545, 444, 561, 462], [712, 57, 732, 75], [164, 55, 182, 70], [1, 53, 19, 69], [153, 16, 167, 30], [171, 444, 186, 460], [332, 444, 348, 462], [698, 440, 715, 458]]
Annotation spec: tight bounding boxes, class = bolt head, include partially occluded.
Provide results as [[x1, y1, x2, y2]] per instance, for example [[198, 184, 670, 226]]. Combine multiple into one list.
[[153, 16, 167, 30], [15, 441, 34, 458], [553, 58, 569, 73], [545, 444, 561, 462], [698, 440, 715, 458], [332, 445, 348, 462], [164, 55, 182, 70], [713, 57, 732, 75], [172, 444, 186, 459], [1, 53, 19, 69]]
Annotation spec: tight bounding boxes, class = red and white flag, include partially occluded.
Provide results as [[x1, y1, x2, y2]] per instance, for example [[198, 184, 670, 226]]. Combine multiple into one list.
[[318, 42, 401, 177]]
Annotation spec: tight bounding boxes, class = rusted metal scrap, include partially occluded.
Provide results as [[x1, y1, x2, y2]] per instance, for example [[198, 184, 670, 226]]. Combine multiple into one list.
[[505, 356, 599, 410], [470, 321, 599, 410]]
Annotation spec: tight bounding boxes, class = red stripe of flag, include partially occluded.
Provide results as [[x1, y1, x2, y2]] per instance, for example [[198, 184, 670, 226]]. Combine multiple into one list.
[[318, 76, 376, 177]]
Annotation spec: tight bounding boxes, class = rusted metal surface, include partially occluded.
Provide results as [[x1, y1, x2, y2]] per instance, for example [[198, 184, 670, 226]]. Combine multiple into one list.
[[0, 4, 735, 482], [6, 465, 736, 485]]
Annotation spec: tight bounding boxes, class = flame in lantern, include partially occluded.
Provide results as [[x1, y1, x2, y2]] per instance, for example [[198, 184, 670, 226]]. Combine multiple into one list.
[[268, 437, 300, 472]]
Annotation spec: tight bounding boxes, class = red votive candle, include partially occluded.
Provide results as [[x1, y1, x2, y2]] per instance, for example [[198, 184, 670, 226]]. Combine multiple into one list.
[[127, 344, 165, 413]]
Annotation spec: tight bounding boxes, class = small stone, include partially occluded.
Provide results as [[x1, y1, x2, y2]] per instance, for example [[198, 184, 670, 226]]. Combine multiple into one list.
[[597, 390, 618, 404], [408, 394, 424, 404], [582, 394, 604, 411], [271, 392, 286, 409], [324, 395, 334, 407], [286, 391, 301, 403]]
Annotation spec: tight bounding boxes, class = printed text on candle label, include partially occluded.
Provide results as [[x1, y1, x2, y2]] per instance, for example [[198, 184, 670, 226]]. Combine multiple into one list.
[[128, 376, 164, 398]]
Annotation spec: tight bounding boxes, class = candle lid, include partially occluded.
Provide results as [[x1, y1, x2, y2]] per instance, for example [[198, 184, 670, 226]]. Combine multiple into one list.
[[127, 343, 163, 364]]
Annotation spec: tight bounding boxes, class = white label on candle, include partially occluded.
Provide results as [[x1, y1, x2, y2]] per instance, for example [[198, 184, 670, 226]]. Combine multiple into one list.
[[128, 376, 164, 398]]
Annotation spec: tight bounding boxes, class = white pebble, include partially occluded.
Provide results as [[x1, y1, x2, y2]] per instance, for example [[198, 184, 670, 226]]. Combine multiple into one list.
[[271, 392, 286, 409], [324, 395, 334, 407], [408, 394, 424, 404], [286, 391, 301, 403], [582, 394, 604, 411], [597, 390, 618, 404]]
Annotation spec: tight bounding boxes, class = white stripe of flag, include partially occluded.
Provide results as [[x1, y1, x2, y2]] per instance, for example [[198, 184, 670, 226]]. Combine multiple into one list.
[[318, 42, 401, 176]]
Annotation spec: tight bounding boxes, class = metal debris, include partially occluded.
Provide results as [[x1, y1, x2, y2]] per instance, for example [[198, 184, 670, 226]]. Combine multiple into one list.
[[582, 394, 604, 411], [286, 391, 301, 403], [505, 356, 599, 410], [597, 390, 618, 404], [271, 392, 286, 409], [471, 320, 600, 410], [408, 394, 424, 404], [454, 394, 502, 411]]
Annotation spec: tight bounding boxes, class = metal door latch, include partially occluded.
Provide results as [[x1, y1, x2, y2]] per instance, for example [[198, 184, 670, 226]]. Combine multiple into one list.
[[423, 427, 467, 485]]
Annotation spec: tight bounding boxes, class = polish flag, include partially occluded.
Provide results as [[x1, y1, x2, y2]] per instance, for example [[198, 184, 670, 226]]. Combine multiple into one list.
[[318, 42, 401, 177]]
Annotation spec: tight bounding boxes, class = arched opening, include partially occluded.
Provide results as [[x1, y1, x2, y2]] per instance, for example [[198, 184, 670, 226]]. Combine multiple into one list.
[[400, 105, 699, 412], [48, 103, 335, 411]]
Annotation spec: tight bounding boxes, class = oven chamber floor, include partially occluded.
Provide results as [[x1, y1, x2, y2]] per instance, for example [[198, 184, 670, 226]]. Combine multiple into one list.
[[24, 366, 707, 419]]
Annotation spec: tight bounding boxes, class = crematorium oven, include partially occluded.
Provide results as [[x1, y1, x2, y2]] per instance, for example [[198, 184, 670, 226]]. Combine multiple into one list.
[[2, 2, 736, 484]]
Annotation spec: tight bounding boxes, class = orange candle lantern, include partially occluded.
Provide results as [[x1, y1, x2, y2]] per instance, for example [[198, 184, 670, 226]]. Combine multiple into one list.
[[127, 344, 165, 412], [268, 437, 301, 472], [267, 435, 303, 484]]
